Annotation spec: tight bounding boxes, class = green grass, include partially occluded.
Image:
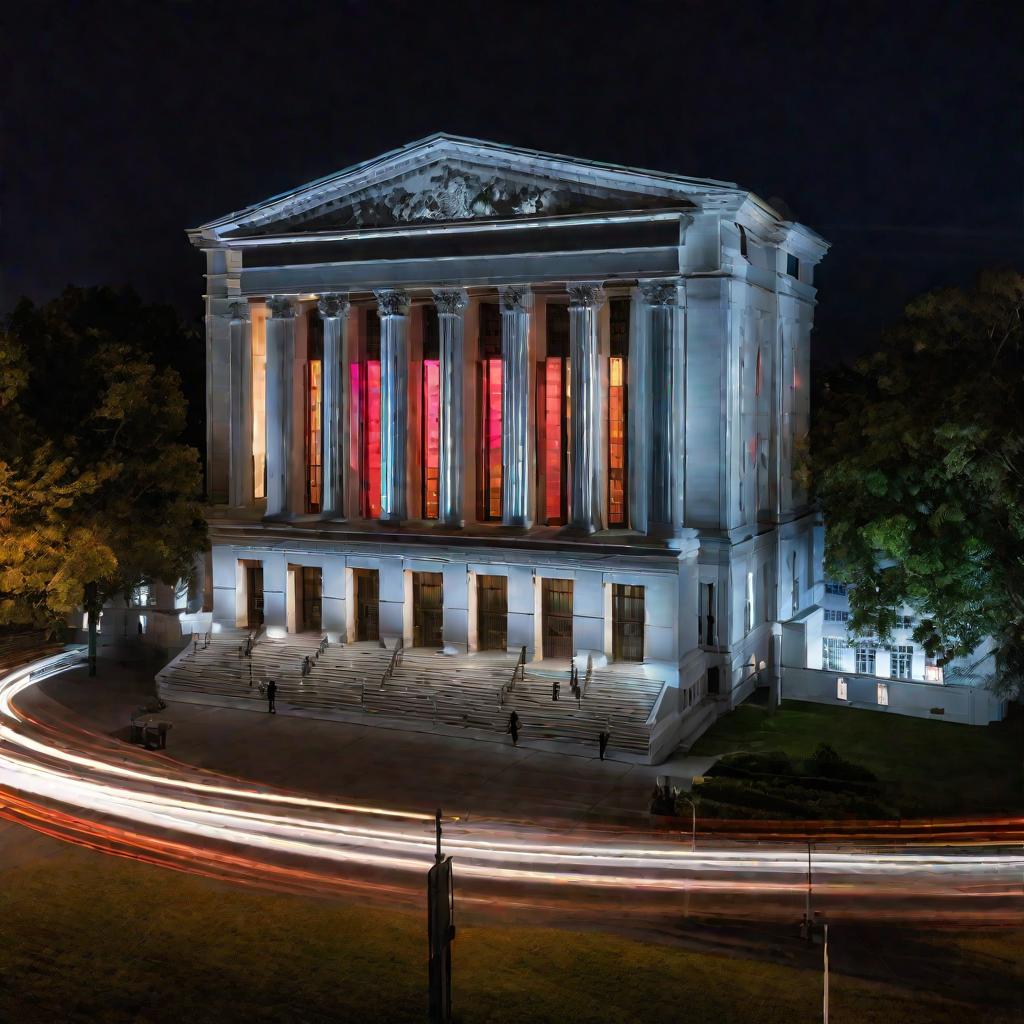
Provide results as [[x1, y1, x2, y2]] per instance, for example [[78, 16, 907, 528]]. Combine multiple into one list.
[[0, 853, 1020, 1023], [690, 699, 1023, 817]]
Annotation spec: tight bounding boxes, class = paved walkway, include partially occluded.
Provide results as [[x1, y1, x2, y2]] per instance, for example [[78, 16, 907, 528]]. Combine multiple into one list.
[[21, 649, 719, 827]]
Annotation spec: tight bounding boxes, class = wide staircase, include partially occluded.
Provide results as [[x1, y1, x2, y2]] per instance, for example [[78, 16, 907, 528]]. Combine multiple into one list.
[[158, 629, 665, 758]]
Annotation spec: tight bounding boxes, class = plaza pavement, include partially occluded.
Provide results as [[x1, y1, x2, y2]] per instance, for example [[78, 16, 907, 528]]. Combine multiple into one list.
[[21, 646, 718, 828]]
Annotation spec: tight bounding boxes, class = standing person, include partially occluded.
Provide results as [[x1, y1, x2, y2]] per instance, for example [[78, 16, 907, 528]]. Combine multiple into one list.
[[552, 679, 560, 702], [507, 711, 520, 746], [598, 729, 610, 760], [266, 678, 277, 714]]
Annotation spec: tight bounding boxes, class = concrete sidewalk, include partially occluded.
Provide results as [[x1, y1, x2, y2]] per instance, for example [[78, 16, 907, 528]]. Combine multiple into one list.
[[24, 652, 717, 827]]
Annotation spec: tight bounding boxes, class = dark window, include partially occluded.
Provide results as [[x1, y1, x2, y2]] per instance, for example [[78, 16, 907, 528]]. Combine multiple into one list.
[[786, 252, 800, 278], [541, 578, 573, 659], [246, 566, 264, 629], [413, 571, 443, 647], [477, 575, 508, 652], [738, 224, 748, 258], [612, 583, 644, 662], [301, 567, 322, 633], [353, 568, 379, 642], [707, 665, 720, 696]]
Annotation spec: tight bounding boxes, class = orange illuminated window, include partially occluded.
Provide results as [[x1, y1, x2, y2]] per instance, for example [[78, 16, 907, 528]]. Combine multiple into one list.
[[357, 310, 382, 519], [305, 313, 323, 513], [421, 307, 440, 519], [608, 298, 629, 527], [477, 304, 503, 521]]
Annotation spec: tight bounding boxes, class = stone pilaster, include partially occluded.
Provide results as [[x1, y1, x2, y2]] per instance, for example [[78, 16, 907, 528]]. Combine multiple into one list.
[[432, 288, 468, 527], [374, 289, 410, 523], [264, 295, 296, 517], [227, 302, 253, 507], [499, 285, 533, 527], [639, 279, 684, 535], [567, 282, 606, 533], [317, 293, 350, 519]]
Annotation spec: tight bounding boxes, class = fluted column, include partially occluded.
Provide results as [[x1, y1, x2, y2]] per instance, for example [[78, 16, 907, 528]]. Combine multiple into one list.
[[433, 288, 468, 527], [639, 279, 684, 534], [499, 285, 532, 527], [317, 293, 350, 519], [567, 282, 606, 533], [227, 302, 253, 507], [264, 295, 297, 517], [374, 289, 410, 523]]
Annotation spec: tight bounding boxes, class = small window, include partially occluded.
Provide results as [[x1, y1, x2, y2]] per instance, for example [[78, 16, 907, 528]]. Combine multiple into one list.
[[737, 224, 748, 258], [824, 609, 850, 623], [876, 682, 889, 706], [786, 253, 800, 278], [825, 581, 848, 596], [897, 614, 914, 629], [836, 677, 848, 701]]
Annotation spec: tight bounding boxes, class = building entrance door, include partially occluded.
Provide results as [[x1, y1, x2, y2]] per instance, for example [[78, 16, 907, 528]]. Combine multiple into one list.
[[354, 569, 379, 642], [301, 567, 322, 633], [246, 567, 264, 629], [612, 583, 644, 662], [541, 578, 573, 659], [477, 575, 508, 651], [413, 572, 443, 648]]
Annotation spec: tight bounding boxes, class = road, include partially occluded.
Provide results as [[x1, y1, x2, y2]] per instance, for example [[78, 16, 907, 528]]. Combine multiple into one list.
[[0, 649, 1021, 927]]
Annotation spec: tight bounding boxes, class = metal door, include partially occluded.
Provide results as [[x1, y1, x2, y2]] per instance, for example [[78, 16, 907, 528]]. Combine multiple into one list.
[[477, 575, 508, 651], [354, 569, 379, 642], [612, 583, 644, 662], [413, 572, 444, 648], [541, 578, 573, 659], [246, 567, 264, 629]]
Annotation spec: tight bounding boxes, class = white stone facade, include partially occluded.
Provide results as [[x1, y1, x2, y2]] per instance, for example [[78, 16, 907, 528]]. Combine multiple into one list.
[[189, 134, 830, 753]]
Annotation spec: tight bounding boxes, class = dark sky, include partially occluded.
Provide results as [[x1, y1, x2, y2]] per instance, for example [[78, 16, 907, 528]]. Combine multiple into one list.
[[5, 0, 1023, 365]]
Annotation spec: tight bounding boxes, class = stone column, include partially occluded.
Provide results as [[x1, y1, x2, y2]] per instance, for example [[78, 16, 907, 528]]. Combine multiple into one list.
[[432, 288, 468, 527], [567, 282, 606, 533], [499, 285, 533, 527], [374, 289, 410, 523], [227, 302, 253, 507], [264, 295, 297, 517], [640, 279, 684, 534], [317, 293, 350, 519]]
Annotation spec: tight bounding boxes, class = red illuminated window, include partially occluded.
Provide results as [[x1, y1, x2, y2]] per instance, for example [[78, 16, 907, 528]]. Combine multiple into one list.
[[304, 313, 323, 513], [539, 303, 570, 525], [608, 298, 629, 527], [477, 303, 503, 520], [421, 306, 440, 519], [357, 309, 382, 519]]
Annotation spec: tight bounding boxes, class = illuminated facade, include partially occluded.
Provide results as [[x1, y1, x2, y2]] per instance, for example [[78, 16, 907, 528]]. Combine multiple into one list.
[[190, 134, 829, 754]]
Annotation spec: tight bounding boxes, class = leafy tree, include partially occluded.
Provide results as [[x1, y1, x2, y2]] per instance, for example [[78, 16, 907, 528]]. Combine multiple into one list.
[[0, 287, 207, 674], [812, 270, 1024, 696]]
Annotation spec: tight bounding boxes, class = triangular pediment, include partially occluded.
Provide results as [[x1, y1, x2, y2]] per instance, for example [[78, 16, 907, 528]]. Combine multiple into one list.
[[198, 134, 736, 241]]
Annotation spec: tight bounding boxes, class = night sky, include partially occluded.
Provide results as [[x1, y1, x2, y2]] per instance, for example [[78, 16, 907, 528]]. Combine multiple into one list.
[[6, 0, 1023, 366]]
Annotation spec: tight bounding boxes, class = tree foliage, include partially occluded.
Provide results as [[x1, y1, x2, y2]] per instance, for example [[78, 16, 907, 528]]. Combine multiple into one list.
[[0, 287, 207, 666], [813, 270, 1024, 695]]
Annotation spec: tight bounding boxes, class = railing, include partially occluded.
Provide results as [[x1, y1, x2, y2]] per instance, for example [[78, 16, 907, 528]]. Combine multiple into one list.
[[582, 653, 594, 697], [379, 640, 404, 689], [505, 645, 527, 694], [192, 632, 211, 655]]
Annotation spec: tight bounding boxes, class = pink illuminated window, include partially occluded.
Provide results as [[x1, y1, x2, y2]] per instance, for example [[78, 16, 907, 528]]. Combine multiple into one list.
[[539, 303, 570, 525], [477, 304, 503, 521], [358, 310, 382, 519], [422, 359, 440, 519]]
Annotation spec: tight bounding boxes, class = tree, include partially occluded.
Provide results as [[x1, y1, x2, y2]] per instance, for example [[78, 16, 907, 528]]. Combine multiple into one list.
[[0, 287, 208, 674], [812, 270, 1024, 696]]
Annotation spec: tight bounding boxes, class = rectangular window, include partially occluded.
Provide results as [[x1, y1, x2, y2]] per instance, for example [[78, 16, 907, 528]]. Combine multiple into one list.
[[357, 310, 382, 519], [892, 645, 914, 679], [251, 302, 267, 499], [822, 637, 844, 671], [477, 303, 502, 521], [825, 581, 848, 596], [824, 609, 850, 623], [612, 583, 644, 662], [856, 645, 876, 675], [539, 303, 570, 525], [837, 677, 848, 701], [304, 312, 323, 513], [421, 306, 440, 520], [897, 614, 914, 629], [786, 252, 800, 278], [412, 571, 443, 648], [353, 568, 379, 642], [876, 682, 889, 706], [477, 575, 508, 652], [701, 582, 716, 646], [608, 298, 629, 527]]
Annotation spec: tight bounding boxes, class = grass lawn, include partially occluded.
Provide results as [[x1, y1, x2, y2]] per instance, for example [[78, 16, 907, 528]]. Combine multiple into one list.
[[0, 852, 1020, 1023], [689, 698, 1023, 817]]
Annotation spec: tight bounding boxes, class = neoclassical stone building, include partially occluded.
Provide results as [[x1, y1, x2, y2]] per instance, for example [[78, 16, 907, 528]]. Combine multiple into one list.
[[188, 134, 829, 753]]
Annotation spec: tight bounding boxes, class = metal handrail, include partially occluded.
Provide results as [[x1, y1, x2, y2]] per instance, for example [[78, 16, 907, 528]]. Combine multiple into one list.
[[379, 640, 404, 689], [505, 645, 527, 693], [582, 653, 594, 697]]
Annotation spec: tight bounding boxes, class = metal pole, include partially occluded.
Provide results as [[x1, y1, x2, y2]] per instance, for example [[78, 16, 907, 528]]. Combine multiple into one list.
[[806, 841, 813, 932], [822, 923, 829, 1023], [435, 808, 443, 864], [691, 800, 696, 853]]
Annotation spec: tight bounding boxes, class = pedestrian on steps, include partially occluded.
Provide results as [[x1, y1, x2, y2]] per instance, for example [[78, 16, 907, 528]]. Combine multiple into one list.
[[507, 711, 520, 746], [267, 678, 277, 714], [598, 729, 610, 760], [552, 679, 560, 702]]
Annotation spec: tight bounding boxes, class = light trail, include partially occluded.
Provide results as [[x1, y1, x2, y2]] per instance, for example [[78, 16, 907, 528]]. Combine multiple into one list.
[[0, 650, 1021, 920]]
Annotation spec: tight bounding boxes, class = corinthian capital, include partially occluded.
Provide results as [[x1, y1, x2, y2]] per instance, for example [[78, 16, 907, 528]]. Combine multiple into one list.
[[566, 281, 606, 310], [266, 295, 297, 319], [432, 288, 468, 316], [373, 288, 410, 318], [498, 285, 532, 313], [227, 301, 249, 322], [640, 279, 682, 307], [317, 293, 350, 319]]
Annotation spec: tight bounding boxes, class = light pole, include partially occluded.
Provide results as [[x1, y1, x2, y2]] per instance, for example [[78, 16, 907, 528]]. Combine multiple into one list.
[[677, 793, 697, 852]]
